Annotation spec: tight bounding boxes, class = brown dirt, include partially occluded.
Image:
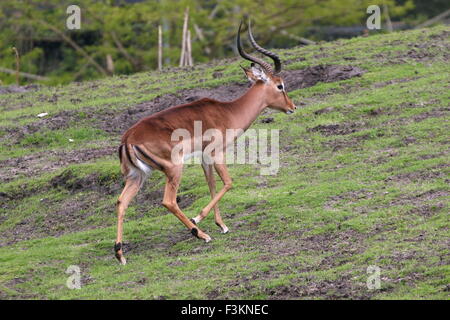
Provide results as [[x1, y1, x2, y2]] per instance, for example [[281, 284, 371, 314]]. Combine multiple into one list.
[[309, 121, 366, 136], [372, 76, 421, 89], [314, 106, 336, 115], [390, 189, 449, 207], [202, 193, 378, 299], [409, 202, 446, 217], [371, 31, 450, 65], [0, 109, 79, 146], [0, 193, 104, 246], [281, 65, 365, 91], [319, 131, 372, 151], [324, 189, 375, 210], [385, 164, 449, 184], [1, 275, 40, 299], [263, 275, 373, 300], [0, 84, 41, 95], [0, 145, 116, 183], [215, 228, 376, 299]]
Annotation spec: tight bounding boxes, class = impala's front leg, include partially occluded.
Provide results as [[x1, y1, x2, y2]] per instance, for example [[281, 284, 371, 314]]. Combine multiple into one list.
[[162, 165, 211, 242], [192, 163, 231, 233], [192, 162, 229, 233]]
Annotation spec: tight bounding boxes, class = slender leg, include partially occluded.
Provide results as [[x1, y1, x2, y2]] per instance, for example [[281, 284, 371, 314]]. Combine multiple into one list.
[[192, 162, 229, 233], [193, 163, 232, 232], [162, 165, 211, 242], [115, 175, 142, 265]]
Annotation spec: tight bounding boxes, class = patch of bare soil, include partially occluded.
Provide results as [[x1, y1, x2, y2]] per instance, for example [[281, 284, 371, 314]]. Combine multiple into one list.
[[0, 109, 83, 147], [390, 189, 449, 207], [119, 229, 199, 260], [1, 276, 41, 299], [322, 134, 371, 151], [417, 151, 448, 160], [409, 202, 446, 217], [314, 106, 336, 115], [0, 146, 116, 183], [264, 275, 372, 300], [312, 104, 448, 151], [372, 76, 421, 89], [411, 108, 449, 122], [0, 193, 104, 246], [324, 189, 375, 210], [281, 65, 365, 91], [0, 84, 41, 95], [385, 164, 449, 184], [308, 121, 366, 136], [49, 170, 120, 195], [219, 229, 375, 299], [372, 31, 450, 65]]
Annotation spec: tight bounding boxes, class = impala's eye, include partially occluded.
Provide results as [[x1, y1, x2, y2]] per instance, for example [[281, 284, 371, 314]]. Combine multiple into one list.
[[277, 84, 284, 90]]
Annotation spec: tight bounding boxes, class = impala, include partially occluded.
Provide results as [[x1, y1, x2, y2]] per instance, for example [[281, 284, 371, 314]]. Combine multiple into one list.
[[114, 21, 296, 264]]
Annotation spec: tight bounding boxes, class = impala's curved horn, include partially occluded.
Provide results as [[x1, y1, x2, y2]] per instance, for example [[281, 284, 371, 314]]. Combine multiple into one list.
[[237, 21, 274, 75], [248, 20, 282, 74]]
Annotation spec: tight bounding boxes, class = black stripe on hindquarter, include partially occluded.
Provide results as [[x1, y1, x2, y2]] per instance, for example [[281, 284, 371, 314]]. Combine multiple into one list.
[[124, 144, 137, 167], [133, 145, 163, 170], [118, 145, 124, 163]]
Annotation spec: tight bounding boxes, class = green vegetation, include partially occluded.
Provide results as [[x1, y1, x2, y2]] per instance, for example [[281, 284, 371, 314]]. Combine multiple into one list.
[[0, 26, 449, 299], [1, 0, 436, 85]]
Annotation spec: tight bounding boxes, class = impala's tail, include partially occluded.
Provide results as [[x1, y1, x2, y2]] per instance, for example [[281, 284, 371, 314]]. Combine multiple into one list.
[[118, 144, 153, 186]]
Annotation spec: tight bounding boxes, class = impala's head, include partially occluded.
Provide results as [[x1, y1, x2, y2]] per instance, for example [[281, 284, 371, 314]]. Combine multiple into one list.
[[237, 21, 297, 114]]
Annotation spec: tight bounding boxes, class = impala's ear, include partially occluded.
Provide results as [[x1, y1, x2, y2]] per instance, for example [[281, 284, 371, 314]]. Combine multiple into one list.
[[241, 63, 269, 83]]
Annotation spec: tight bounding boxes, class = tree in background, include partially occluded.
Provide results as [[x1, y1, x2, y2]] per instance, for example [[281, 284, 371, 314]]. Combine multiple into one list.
[[1, 0, 442, 85]]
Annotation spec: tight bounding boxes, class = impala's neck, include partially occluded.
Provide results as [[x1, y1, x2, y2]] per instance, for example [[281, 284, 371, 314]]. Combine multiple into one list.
[[228, 81, 267, 131]]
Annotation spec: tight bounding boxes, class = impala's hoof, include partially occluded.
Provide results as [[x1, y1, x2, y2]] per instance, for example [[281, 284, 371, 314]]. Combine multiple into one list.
[[118, 256, 127, 265], [191, 227, 211, 243], [115, 252, 127, 265], [191, 216, 202, 225], [114, 242, 126, 265], [216, 222, 229, 234], [203, 234, 212, 243]]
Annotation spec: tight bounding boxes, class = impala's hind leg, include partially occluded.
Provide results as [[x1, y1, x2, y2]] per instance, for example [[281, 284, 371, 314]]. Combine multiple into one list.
[[162, 165, 211, 242], [192, 162, 229, 233], [115, 173, 143, 265]]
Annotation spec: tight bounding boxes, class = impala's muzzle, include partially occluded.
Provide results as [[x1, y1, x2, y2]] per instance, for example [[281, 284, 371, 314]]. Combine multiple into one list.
[[286, 104, 297, 115]]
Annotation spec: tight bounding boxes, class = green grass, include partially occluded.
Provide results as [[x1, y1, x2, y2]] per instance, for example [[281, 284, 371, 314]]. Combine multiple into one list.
[[0, 26, 449, 300]]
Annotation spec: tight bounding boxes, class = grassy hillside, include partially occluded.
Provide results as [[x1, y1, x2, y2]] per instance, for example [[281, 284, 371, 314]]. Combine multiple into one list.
[[0, 26, 449, 300]]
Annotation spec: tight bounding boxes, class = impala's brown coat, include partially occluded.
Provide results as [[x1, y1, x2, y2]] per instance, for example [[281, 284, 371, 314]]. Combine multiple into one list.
[[114, 22, 296, 264]]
